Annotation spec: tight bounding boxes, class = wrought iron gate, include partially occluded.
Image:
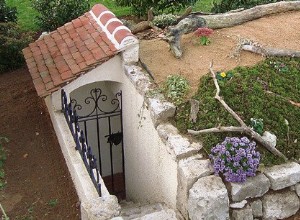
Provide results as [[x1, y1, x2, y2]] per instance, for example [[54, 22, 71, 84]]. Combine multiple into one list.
[[61, 88, 125, 199]]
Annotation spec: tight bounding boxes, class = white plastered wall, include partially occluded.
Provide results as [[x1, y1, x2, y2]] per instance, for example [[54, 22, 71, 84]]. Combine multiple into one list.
[[48, 52, 178, 211], [120, 74, 178, 209]]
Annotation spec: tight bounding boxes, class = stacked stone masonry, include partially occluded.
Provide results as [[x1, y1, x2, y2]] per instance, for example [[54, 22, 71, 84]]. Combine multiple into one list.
[[124, 64, 300, 220]]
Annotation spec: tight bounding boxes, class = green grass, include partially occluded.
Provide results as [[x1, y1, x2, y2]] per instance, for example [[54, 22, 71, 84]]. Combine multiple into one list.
[[0, 137, 8, 189], [175, 57, 300, 166], [6, 0, 39, 31], [6, 0, 216, 31]]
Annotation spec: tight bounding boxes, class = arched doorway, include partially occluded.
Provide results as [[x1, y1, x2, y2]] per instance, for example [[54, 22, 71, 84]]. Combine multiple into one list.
[[70, 81, 125, 200]]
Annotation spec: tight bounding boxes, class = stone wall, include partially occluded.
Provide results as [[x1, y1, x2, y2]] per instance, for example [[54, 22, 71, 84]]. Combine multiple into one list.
[[186, 162, 300, 220], [121, 64, 300, 220]]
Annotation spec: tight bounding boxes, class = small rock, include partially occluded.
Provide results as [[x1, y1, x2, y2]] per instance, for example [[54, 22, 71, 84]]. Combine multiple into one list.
[[230, 200, 247, 209], [250, 200, 263, 217], [261, 131, 276, 147], [264, 162, 300, 190], [232, 206, 253, 220], [188, 175, 229, 220], [23, 153, 28, 158], [158, 34, 165, 38], [231, 173, 270, 202], [36, 132, 39, 136], [263, 191, 300, 219], [296, 184, 300, 197]]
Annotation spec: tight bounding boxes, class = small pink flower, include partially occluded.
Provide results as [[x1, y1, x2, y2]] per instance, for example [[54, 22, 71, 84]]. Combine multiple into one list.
[[194, 27, 213, 37]]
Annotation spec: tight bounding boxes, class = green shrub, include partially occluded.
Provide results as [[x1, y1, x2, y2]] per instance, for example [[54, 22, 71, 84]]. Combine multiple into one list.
[[0, 22, 33, 73], [32, 0, 90, 31], [211, 0, 281, 13], [116, 0, 198, 17], [163, 75, 190, 105], [153, 14, 178, 28], [0, 0, 17, 22]]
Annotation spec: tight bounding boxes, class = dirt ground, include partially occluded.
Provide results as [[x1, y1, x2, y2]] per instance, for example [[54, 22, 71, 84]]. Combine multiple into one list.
[[0, 68, 80, 219], [140, 11, 300, 93]]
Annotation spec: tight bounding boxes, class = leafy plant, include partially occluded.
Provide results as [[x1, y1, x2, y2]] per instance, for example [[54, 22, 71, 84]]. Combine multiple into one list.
[[211, 0, 281, 13], [32, 0, 90, 31], [48, 198, 58, 207], [210, 136, 260, 182], [269, 60, 289, 73], [216, 71, 233, 81], [0, 22, 33, 73], [163, 75, 190, 105], [194, 27, 213, 46], [116, 0, 198, 17], [153, 14, 178, 28], [0, 0, 17, 22], [0, 137, 8, 190], [250, 118, 264, 135]]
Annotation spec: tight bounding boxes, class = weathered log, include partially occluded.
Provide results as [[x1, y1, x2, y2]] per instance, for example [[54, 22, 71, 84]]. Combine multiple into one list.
[[188, 62, 288, 161], [165, 15, 206, 58], [242, 45, 300, 57], [166, 1, 300, 58], [201, 1, 300, 29], [131, 8, 154, 34]]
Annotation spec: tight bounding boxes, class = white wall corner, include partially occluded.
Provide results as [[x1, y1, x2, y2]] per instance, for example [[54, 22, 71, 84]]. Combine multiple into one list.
[[122, 44, 139, 64], [51, 89, 63, 111]]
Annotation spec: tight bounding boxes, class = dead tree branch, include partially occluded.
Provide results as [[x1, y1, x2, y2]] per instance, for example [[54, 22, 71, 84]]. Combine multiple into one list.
[[188, 62, 288, 161], [241, 45, 300, 57]]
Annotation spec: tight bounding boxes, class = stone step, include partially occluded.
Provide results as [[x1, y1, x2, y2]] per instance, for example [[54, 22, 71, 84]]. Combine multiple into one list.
[[112, 202, 178, 220]]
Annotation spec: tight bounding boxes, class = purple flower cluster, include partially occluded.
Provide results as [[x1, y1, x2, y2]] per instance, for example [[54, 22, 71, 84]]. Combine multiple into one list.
[[209, 137, 260, 183]]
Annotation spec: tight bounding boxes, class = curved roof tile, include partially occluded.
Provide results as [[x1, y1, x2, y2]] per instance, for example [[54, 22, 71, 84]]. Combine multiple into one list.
[[22, 4, 138, 97]]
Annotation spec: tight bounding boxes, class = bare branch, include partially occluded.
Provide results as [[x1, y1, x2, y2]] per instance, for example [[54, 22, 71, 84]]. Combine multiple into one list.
[[188, 126, 245, 135], [242, 45, 300, 57], [209, 64, 247, 127]]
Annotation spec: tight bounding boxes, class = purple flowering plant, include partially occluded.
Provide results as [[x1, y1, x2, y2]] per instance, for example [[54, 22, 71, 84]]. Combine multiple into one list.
[[209, 137, 260, 183]]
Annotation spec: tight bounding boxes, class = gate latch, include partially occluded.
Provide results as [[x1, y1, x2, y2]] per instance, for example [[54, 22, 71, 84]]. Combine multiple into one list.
[[105, 132, 123, 146]]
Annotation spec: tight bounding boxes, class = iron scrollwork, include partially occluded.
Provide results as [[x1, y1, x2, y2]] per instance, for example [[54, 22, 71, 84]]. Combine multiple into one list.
[[71, 88, 121, 118]]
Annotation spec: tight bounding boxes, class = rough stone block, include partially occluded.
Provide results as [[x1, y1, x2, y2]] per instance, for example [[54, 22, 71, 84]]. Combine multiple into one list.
[[147, 98, 176, 127], [157, 123, 179, 143], [296, 183, 300, 197], [264, 162, 300, 190], [230, 200, 247, 209], [232, 206, 253, 220], [177, 156, 213, 218], [124, 65, 152, 96], [250, 200, 262, 217], [263, 191, 300, 219], [188, 175, 229, 220], [166, 134, 202, 160], [81, 195, 120, 220], [231, 173, 270, 202]]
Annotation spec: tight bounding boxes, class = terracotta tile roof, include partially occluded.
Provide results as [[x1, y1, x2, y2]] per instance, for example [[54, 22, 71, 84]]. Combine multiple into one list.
[[23, 4, 138, 97]]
